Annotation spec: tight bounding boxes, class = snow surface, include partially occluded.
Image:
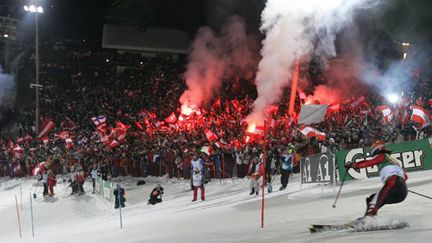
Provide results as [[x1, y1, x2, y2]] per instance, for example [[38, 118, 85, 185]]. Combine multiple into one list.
[[1, 170, 431, 243]]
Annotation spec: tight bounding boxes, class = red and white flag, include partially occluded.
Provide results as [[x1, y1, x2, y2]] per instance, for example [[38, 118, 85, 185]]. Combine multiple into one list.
[[211, 98, 221, 111], [298, 89, 307, 100], [298, 126, 326, 141], [377, 105, 393, 123], [328, 102, 340, 112], [24, 134, 32, 143], [13, 145, 24, 160], [231, 100, 243, 112], [65, 116, 78, 130], [109, 140, 119, 148], [117, 131, 127, 142], [65, 138, 74, 149], [254, 125, 266, 137], [16, 137, 24, 144], [54, 131, 69, 140], [351, 96, 365, 108], [154, 121, 163, 128], [265, 105, 279, 115], [40, 137, 49, 145], [164, 112, 177, 124], [411, 105, 431, 127], [37, 118, 56, 138], [32, 162, 46, 175], [268, 118, 276, 129], [204, 129, 218, 142]]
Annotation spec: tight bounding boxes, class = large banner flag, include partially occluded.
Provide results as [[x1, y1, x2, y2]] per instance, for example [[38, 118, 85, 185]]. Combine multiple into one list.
[[38, 118, 56, 138], [299, 126, 326, 141], [377, 105, 393, 123], [411, 105, 431, 127], [298, 104, 327, 124]]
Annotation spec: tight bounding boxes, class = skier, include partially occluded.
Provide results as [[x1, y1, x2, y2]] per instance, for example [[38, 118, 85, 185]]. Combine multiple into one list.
[[345, 141, 408, 218], [148, 184, 164, 205], [279, 147, 294, 191]]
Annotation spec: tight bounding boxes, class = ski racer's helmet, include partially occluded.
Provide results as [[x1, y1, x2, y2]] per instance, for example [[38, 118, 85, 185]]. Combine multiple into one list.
[[370, 141, 386, 155]]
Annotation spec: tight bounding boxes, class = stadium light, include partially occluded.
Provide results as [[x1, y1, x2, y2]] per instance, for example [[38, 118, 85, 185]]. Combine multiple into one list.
[[24, 5, 44, 13], [24, 0, 44, 133], [386, 93, 400, 104]]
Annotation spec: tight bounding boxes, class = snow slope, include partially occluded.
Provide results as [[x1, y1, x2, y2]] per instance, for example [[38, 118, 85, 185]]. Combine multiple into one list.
[[0, 170, 431, 243]]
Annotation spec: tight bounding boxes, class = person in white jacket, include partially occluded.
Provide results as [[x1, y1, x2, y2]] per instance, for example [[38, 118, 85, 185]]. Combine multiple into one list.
[[190, 153, 205, 201], [90, 164, 99, 194], [248, 157, 263, 195]]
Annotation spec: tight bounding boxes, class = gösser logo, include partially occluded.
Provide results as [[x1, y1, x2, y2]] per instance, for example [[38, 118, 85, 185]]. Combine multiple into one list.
[[345, 148, 425, 180]]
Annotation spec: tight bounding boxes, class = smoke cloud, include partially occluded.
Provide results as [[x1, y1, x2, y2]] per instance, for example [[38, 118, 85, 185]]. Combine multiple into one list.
[[0, 66, 15, 107], [180, 16, 259, 109], [0, 66, 16, 121], [248, 0, 378, 122]]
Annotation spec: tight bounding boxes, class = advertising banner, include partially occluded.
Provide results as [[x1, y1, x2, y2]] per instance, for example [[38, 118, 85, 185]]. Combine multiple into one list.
[[301, 153, 334, 183], [336, 138, 432, 181]]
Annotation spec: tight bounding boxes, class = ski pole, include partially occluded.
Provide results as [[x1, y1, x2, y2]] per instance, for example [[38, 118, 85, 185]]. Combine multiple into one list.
[[15, 195, 22, 239], [408, 190, 432, 200], [30, 193, 35, 237], [332, 169, 348, 208]]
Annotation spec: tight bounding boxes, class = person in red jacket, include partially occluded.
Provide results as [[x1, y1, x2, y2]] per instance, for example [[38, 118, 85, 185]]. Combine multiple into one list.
[[345, 141, 408, 217], [47, 170, 57, 197]]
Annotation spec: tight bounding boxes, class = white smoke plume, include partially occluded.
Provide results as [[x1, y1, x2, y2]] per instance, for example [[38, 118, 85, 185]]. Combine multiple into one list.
[[0, 66, 15, 109], [248, 0, 378, 123], [180, 16, 259, 110]]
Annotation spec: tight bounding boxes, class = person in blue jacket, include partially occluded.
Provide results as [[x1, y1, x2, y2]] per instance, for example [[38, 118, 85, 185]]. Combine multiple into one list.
[[280, 147, 294, 191]]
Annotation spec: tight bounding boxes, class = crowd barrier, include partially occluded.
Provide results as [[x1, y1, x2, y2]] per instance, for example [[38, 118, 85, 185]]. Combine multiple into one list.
[[95, 176, 114, 203]]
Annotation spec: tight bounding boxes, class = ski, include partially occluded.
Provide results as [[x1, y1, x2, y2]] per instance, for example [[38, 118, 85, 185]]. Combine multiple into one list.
[[309, 222, 409, 233], [309, 223, 352, 233]]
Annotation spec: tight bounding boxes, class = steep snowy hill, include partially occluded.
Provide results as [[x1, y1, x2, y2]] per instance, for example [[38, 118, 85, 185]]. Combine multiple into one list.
[[0, 170, 431, 243]]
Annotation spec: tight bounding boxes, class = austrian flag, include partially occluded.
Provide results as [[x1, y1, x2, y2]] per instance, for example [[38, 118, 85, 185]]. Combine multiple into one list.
[[411, 105, 431, 127], [37, 118, 56, 138], [299, 126, 326, 141], [377, 105, 393, 123], [204, 129, 218, 142]]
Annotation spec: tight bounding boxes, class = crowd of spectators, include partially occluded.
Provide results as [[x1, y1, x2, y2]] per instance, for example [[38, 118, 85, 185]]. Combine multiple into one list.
[[0, 38, 431, 183]]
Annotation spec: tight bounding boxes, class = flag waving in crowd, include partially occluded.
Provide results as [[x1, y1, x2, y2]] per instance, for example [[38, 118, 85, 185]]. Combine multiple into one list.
[[298, 126, 326, 141], [411, 105, 431, 128], [377, 105, 393, 123]]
